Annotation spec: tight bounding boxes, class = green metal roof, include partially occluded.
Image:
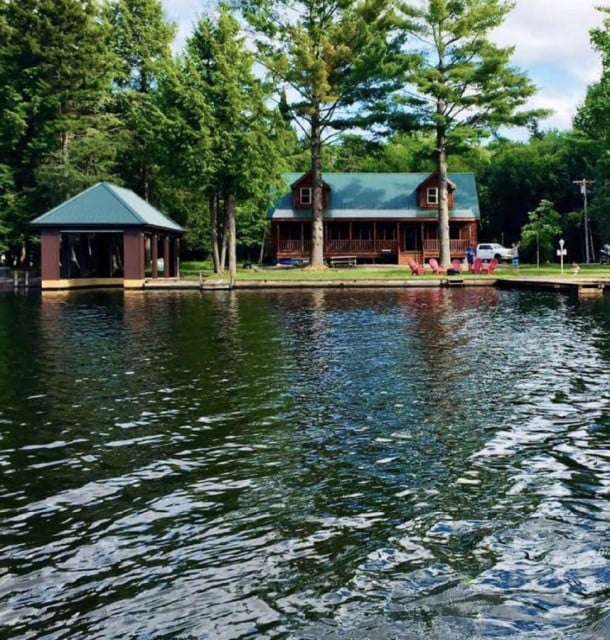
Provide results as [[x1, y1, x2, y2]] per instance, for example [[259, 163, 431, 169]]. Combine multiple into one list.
[[31, 182, 184, 233], [271, 172, 480, 220]]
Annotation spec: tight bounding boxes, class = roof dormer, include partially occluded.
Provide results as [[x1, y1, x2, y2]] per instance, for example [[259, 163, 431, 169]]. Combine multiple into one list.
[[417, 174, 456, 210], [291, 172, 331, 209]]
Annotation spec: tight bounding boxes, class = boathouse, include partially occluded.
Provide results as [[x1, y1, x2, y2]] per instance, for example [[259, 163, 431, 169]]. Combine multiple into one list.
[[270, 172, 480, 265], [31, 182, 183, 290]]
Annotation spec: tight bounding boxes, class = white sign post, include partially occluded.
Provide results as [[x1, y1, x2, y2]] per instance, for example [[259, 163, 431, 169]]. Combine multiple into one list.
[[558, 239, 566, 275]]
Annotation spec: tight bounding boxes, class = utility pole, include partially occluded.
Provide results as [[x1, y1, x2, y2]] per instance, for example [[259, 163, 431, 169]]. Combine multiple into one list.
[[573, 179, 595, 263]]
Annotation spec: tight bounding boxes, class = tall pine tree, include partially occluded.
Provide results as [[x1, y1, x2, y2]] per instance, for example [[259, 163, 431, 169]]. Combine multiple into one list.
[[105, 0, 177, 201], [398, 0, 546, 265], [0, 0, 117, 262], [573, 6, 610, 244], [162, 5, 291, 274], [237, 0, 405, 267]]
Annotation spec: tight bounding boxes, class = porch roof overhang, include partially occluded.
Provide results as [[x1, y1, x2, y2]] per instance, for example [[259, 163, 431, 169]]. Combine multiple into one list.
[[271, 208, 478, 221]]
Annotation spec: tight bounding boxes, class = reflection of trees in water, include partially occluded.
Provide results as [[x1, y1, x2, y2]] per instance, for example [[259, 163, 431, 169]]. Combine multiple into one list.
[[388, 289, 505, 489]]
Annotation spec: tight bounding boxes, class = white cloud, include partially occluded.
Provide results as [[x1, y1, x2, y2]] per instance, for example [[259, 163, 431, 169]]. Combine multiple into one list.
[[493, 0, 604, 130], [162, 0, 607, 132]]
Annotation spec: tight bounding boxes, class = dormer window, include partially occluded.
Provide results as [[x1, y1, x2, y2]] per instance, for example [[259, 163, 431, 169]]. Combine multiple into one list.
[[291, 173, 330, 209], [300, 187, 312, 205], [426, 187, 438, 205]]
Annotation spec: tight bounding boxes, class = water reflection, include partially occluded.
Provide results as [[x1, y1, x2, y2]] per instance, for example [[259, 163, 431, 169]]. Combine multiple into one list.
[[0, 288, 609, 639]]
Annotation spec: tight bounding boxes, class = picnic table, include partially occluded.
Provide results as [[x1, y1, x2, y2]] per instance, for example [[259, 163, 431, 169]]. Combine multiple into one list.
[[329, 256, 357, 268]]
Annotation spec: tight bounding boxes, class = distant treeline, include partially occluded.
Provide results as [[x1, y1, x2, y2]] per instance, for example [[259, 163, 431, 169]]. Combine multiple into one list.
[[1, 0, 609, 267]]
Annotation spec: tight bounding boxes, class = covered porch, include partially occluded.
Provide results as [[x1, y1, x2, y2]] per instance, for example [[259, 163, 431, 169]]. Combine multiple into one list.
[[273, 220, 478, 265]]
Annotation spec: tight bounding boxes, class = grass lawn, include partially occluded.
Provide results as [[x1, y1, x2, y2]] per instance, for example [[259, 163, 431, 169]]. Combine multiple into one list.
[[180, 261, 610, 282]]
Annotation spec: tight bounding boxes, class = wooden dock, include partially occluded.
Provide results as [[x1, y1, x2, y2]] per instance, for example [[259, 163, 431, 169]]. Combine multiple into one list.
[[496, 277, 607, 298]]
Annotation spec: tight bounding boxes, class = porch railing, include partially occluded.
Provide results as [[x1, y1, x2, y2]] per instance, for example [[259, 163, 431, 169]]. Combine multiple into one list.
[[279, 239, 398, 254], [279, 238, 470, 256], [423, 239, 469, 255], [280, 239, 311, 253]]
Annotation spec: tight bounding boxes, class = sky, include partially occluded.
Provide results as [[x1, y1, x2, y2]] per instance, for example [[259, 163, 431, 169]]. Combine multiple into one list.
[[162, 0, 606, 135]]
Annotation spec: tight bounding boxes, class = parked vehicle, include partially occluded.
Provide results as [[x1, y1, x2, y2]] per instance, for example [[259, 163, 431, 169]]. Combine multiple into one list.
[[476, 243, 512, 262], [600, 244, 610, 264]]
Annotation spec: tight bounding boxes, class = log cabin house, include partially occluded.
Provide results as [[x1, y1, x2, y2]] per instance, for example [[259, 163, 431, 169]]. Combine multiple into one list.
[[270, 172, 480, 266]]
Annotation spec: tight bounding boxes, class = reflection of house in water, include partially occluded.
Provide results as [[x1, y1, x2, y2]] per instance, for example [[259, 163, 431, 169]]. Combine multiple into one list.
[[31, 182, 183, 290]]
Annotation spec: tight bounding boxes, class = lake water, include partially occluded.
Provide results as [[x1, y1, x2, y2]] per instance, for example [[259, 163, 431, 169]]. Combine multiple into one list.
[[1, 287, 610, 639]]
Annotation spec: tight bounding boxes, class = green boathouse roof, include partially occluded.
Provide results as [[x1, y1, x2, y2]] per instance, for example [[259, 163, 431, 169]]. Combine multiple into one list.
[[31, 182, 183, 233]]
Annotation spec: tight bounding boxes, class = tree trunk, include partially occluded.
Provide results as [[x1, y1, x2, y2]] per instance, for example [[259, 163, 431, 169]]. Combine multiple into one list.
[[310, 109, 325, 268], [220, 194, 228, 272], [258, 225, 267, 264], [437, 133, 451, 267], [140, 162, 151, 202], [226, 192, 237, 277], [210, 191, 222, 274]]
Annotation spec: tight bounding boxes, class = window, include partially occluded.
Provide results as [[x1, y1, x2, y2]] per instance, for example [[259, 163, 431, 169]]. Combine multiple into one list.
[[353, 223, 373, 240], [426, 187, 438, 205], [282, 222, 302, 241], [300, 187, 312, 205], [377, 223, 396, 241], [328, 223, 348, 240]]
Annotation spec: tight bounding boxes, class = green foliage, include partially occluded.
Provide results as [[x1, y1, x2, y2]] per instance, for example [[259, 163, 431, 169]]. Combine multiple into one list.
[[106, 0, 176, 92], [397, 0, 548, 264], [159, 5, 294, 271], [105, 0, 177, 200], [572, 6, 610, 246], [237, 0, 406, 266], [0, 0, 119, 261], [520, 199, 562, 264], [398, 0, 547, 148], [323, 131, 491, 173], [480, 131, 588, 243], [241, 0, 405, 137], [0, 0, 606, 271]]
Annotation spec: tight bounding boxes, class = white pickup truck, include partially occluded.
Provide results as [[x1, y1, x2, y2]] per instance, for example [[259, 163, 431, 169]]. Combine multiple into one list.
[[476, 243, 513, 262]]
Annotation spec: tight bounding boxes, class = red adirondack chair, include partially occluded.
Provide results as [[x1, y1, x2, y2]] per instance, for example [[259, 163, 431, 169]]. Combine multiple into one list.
[[429, 258, 447, 275], [481, 257, 499, 275], [451, 259, 463, 273], [407, 257, 425, 275], [470, 257, 484, 274]]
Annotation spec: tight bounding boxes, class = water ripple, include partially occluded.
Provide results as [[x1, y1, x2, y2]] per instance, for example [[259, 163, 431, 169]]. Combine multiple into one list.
[[1, 289, 610, 638]]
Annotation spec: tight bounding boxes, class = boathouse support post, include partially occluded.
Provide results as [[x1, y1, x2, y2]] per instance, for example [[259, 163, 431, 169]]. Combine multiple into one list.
[[151, 233, 158, 278], [163, 236, 170, 278], [41, 229, 60, 281]]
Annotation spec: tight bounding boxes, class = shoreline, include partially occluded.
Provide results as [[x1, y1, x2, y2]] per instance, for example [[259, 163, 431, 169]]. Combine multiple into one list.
[[4, 273, 610, 298]]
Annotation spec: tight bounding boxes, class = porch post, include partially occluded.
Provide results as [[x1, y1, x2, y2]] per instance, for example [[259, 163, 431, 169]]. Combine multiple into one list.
[[163, 236, 170, 277], [174, 237, 180, 277], [151, 233, 158, 278], [124, 229, 146, 283], [301, 222, 304, 254], [396, 222, 400, 253], [40, 229, 60, 281]]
